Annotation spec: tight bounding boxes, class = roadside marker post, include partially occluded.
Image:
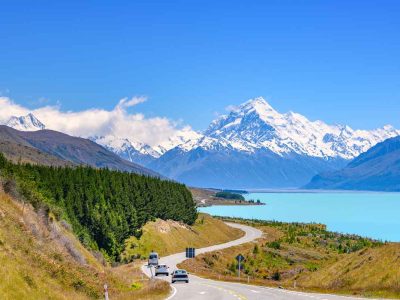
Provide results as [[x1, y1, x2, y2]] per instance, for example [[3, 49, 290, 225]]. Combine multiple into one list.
[[104, 284, 109, 300], [147, 264, 154, 279]]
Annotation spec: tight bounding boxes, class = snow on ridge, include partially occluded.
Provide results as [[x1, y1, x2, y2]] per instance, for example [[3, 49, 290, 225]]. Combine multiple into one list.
[[5, 113, 46, 131], [93, 135, 161, 158], [197, 96, 400, 159], [5, 98, 399, 163]]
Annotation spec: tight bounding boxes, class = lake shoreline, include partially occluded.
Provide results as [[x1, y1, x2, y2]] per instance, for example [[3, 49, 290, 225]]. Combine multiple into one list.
[[199, 192, 400, 242]]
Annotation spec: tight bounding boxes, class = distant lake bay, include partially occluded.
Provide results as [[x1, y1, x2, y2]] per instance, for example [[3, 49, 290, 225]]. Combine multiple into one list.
[[198, 192, 400, 242]]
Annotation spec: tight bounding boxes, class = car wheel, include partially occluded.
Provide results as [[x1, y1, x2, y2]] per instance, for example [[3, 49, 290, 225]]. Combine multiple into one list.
[[172, 281, 175, 283], [186, 280, 189, 283]]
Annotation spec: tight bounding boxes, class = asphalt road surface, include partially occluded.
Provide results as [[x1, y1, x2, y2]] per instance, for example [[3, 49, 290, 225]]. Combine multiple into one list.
[[142, 222, 372, 300]]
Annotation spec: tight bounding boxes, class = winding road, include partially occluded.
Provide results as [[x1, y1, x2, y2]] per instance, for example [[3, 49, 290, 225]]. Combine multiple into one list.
[[142, 223, 370, 300]]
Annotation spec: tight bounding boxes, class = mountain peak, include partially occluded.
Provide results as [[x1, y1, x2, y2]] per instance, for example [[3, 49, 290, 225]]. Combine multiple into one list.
[[6, 113, 45, 131], [240, 97, 275, 113]]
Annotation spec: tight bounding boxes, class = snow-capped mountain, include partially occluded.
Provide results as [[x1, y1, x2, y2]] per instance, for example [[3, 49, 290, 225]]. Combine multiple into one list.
[[197, 97, 400, 160], [4, 98, 399, 188], [153, 128, 203, 155], [92, 135, 161, 166], [148, 97, 400, 188], [91, 129, 201, 166], [5, 113, 46, 131]]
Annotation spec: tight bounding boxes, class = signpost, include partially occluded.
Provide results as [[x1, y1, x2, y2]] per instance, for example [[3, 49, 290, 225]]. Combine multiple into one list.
[[186, 247, 196, 258], [236, 254, 245, 280]]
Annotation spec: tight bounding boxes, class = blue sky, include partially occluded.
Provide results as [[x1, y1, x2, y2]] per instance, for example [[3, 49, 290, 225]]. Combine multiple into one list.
[[1, 0, 399, 130]]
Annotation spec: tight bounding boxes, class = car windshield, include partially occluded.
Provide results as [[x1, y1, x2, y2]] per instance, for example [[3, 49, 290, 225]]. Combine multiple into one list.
[[149, 255, 157, 259], [175, 270, 187, 274]]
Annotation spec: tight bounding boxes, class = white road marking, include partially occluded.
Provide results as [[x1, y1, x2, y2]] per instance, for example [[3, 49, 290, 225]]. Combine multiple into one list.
[[250, 289, 260, 293], [165, 285, 177, 300]]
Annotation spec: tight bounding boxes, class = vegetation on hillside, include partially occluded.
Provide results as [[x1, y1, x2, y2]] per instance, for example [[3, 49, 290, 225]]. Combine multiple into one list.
[[0, 153, 197, 261], [0, 190, 170, 300], [120, 213, 244, 261], [179, 217, 390, 298], [215, 191, 245, 201]]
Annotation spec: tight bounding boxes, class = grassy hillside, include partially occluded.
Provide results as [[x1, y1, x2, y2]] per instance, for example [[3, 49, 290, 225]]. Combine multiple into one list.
[[121, 213, 244, 260], [0, 154, 244, 299], [0, 187, 242, 299], [0, 153, 197, 261], [178, 218, 395, 298], [299, 243, 400, 298], [0, 190, 170, 300]]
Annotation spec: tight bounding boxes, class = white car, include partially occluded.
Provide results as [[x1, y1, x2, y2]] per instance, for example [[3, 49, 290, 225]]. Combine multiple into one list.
[[171, 269, 189, 283], [155, 264, 169, 276]]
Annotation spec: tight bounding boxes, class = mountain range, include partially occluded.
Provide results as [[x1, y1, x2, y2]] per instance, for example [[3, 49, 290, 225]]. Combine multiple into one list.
[[306, 136, 400, 191], [0, 125, 157, 176], [146, 98, 400, 188], [2, 97, 399, 188]]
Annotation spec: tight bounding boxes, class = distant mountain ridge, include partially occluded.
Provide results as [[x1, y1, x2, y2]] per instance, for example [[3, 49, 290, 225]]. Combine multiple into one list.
[[0, 125, 157, 176], [305, 136, 400, 191], [3, 98, 399, 188]]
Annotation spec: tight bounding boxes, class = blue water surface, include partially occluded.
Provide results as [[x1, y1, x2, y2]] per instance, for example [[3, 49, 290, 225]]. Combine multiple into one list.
[[198, 192, 400, 242]]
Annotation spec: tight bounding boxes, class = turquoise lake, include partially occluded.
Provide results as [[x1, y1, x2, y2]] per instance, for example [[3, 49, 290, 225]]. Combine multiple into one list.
[[198, 192, 400, 242]]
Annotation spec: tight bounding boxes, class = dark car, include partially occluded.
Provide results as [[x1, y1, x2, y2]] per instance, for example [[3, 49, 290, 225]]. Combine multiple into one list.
[[148, 252, 159, 266], [171, 269, 189, 283]]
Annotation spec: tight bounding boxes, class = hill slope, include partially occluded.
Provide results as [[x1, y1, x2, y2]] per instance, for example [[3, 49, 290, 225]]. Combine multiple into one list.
[[298, 243, 400, 298], [0, 153, 196, 260], [0, 125, 157, 176], [306, 136, 400, 191], [0, 189, 170, 300], [120, 213, 244, 260]]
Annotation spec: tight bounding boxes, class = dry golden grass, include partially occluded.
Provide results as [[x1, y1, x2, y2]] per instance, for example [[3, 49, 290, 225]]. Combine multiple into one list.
[[178, 219, 400, 299], [121, 213, 244, 260], [298, 243, 400, 298], [0, 190, 170, 300], [109, 262, 170, 300], [178, 225, 283, 285]]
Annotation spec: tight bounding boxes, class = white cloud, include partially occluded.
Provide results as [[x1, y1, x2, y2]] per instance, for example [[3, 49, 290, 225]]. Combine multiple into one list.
[[225, 104, 239, 112], [0, 96, 194, 147], [116, 96, 147, 110]]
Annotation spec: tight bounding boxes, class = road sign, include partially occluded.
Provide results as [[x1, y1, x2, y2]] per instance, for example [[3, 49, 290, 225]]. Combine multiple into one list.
[[236, 254, 245, 262], [186, 247, 196, 258], [236, 254, 245, 279]]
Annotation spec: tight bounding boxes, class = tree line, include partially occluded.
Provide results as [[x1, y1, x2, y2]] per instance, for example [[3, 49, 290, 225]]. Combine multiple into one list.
[[0, 153, 197, 260]]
